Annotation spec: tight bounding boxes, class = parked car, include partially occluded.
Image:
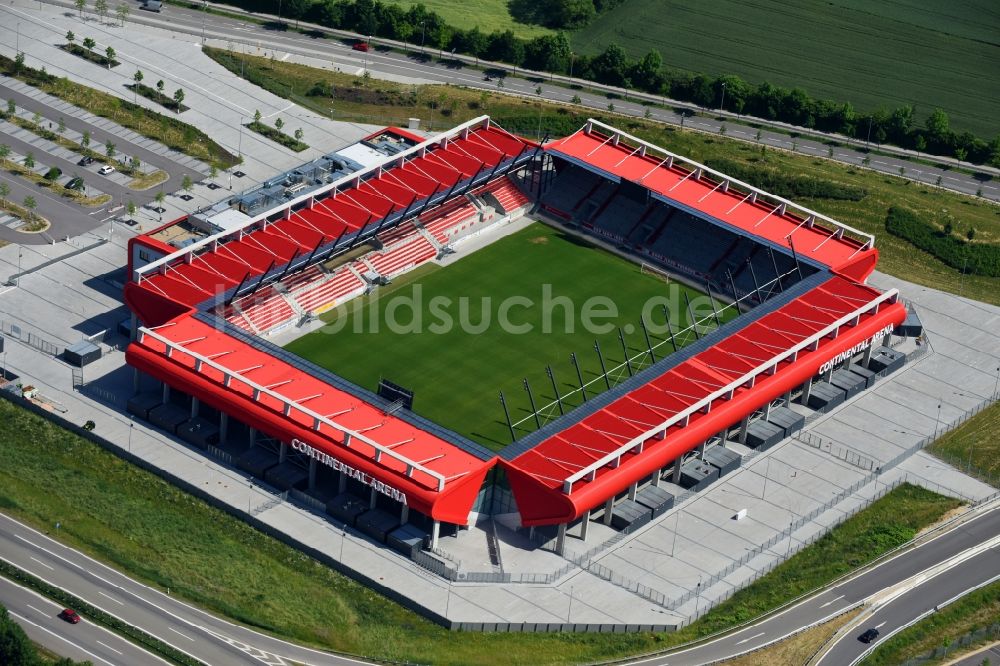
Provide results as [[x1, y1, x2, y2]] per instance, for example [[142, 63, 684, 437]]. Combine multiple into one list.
[[77, 156, 94, 166], [65, 177, 84, 191], [352, 41, 370, 52], [58, 608, 81, 624], [98, 165, 115, 175], [140, 0, 162, 11], [858, 628, 880, 643]]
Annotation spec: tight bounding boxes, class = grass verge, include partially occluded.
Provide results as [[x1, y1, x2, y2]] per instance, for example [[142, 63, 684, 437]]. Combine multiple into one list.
[[0, 394, 963, 665], [60, 43, 120, 69], [0, 55, 238, 170], [127, 83, 189, 113], [722, 609, 861, 666], [0, 157, 110, 208], [858, 580, 1000, 666], [203, 47, 1000, 306], [129, 169, 169, 191], [245, 121, 308, 152], [928, 400, 1000, 488]]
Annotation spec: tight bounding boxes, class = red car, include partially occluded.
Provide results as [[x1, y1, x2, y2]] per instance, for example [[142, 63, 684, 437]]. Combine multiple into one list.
[[352, 41, 369, 52], [59, 608, 81, 624]]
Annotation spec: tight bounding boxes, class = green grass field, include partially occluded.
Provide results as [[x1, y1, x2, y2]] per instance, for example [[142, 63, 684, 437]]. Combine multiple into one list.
[[382, 0, 554, 39], [571, 0, 1000, 137], [0, 397, 963, 664], [929, 400, 1000, 486], [286, 222, 732, 449]]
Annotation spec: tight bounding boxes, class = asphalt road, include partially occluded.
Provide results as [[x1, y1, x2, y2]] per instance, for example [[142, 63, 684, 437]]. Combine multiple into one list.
[[64, 0, 999, 203], [632, 503, 1000, 665], [819, 545, 1000, 665], [0, 574, 167, 665], [0, 170, 97, 241], [0, 512, 371, 666]]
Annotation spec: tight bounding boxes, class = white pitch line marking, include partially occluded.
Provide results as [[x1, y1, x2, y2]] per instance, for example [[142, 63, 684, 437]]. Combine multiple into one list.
[[169, 626, 196, 641], [29, 556, 54, 570], [736, 631, 766, 645], [99, 591, 124, 605], [820, 594, 845, 608], [97, 640, 123, 655]]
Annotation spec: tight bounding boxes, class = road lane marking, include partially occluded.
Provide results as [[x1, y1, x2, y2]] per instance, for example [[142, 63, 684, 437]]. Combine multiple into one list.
[[169, 626, 196, 641], [27, 603, 46, 615], [98, 591, 124, 605], [96, 640, 123, 655], [875, 621, 886, 629], [29, 556, 54, 570], [820, 594, 845, 608], [736, 631, 766, 645], [8, 610, 116, 666]]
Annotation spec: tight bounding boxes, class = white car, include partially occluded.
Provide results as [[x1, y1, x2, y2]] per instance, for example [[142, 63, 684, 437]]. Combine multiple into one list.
[[98, 165, 115, 175]]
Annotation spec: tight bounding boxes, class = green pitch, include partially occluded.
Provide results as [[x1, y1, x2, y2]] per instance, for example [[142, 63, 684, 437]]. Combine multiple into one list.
[[286, 222, 735, 450]]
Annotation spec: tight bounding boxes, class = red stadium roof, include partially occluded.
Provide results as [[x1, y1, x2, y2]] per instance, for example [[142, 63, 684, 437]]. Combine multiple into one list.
[[504, 274, 906, 525], [544, 120, 879, 280], [128, 117, 534, 320], [127, 316, 494, 523]]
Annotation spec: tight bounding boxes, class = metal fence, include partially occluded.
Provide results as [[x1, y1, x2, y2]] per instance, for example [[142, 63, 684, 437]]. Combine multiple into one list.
[[899, 623, 1000, 666], [796, 431, 877, 471], [0, 320, 62, 356]]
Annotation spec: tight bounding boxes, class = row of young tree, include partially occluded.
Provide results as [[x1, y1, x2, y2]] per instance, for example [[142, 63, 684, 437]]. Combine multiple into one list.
[[224, 0, 999, 167]]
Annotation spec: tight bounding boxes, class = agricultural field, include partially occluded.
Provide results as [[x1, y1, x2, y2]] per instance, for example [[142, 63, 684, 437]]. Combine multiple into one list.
[[205, 47, 1000, 307], [571, 0, 1000, 137], [286, 223, 730, 449], [383, 0, 554, 39]]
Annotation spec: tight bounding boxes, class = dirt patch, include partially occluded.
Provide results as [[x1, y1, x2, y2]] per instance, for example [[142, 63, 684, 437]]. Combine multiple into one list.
[[529, 236, 549, 244], [916, 505, 967, 537]]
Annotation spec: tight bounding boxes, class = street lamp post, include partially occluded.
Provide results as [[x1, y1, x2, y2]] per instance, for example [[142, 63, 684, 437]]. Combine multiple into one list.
[[719, 82, 726, 113], [934, 403, 941, 438], [420, 21, 426, 50]]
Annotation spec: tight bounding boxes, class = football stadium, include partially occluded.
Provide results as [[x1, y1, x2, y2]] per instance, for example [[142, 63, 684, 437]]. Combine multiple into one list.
[[123, 115, 914, 561]]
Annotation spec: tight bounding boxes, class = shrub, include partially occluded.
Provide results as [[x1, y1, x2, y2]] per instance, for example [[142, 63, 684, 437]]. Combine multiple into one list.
[[43, 166, 62, 180], [704, 157, 867, 201], [885, 206, 1000, 277]]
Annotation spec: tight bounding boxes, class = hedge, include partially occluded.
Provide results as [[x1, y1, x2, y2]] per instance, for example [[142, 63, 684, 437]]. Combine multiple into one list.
[[704, 157, 867, 201], [884, 206, 1000, 277]]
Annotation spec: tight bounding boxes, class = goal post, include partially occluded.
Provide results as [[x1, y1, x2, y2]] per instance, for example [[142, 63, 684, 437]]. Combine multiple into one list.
[[640, 262, 671, 283]]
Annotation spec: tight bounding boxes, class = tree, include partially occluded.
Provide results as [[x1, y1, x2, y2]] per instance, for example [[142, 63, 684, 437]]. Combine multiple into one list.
[[283, 0, 309, 27], [66, 30, 76, 46], [294, 128, 304, 141], [105, 140, 115, 158], [13, 52, 24, 73], [0, 603, 36, 666], [914, 134, 927, 155], [74, 0, 85, 16], [181, 174, 193, 192], [208, 164, 218, 182], [23, 152, 35, 169], [126, 200, 137, 218], [925, 108, 950, 141], [23, 195, 37, 220], [156, 79, 164, 94], [58, 116, 66, 134], [955, 147, 968, 162], [591, 43, 630, 87], [131, 155, 140, 172], [755, 129, 762, 143], [154, 189, 165, 207], [485, 30, 525, 65], [83, 37, 96, 53], [0, 182, 9, 206], [0, 144, 9, 161], [133, 69, 143, 102], [81, 130, 91, 150], [94, 0, 108, 20], [105, 46, 116, 67], [5, 99, 13, 116], [967, 227, 976, 241], [116, 2, 130, 26], [172, 88, 185, 113], [253, 108, 262, 124], [274, 117, 284, 132], [31, 111, 41, 126]]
